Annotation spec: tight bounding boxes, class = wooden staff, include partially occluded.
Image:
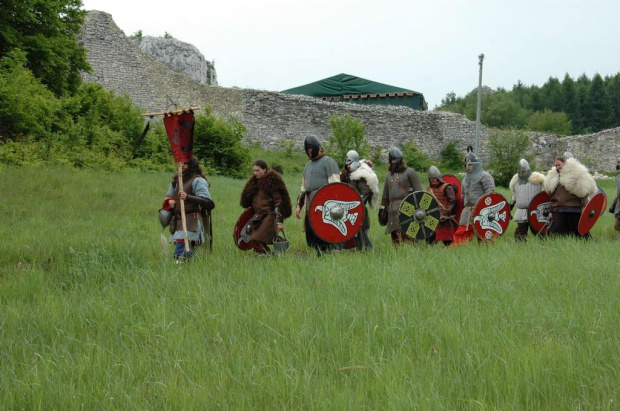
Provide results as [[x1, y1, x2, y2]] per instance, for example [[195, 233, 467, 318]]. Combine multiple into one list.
[[141, 107, 201, 117], [177, 162, 190, 252]]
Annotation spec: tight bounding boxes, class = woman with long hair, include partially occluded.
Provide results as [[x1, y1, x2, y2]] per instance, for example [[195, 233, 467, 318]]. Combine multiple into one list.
[[240, 160, 292, 255], [162, 157, 215, 260]]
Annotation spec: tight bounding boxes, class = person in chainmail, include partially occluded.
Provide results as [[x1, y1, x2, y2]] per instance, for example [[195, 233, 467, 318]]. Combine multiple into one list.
[[425, 165, 457, 246], [452, 152, 495, 246], [295, 135, 341, 255], [380, 147, 422, 245], [509, 159, 544, 240], [340, 150, 380, 250]]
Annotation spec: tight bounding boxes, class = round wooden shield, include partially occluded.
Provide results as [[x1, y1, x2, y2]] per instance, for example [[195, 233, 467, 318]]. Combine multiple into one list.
[[473, 192, 511, 240], [578, 192, 605, 235], [308, 182, 364, 243], [527, 191, 552, 234], [233, 207, 254, 250], [594, 186, 607, 217], [442, 174, 463, 224], [398, 191, 441, 240]]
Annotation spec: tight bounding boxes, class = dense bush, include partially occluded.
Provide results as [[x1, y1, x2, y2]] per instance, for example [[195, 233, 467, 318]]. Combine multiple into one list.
[[527, 109, 572, 135], [192, 106, 250, 178], [440, 141, 464, 171], [488, 129, 534, 187], [402, 141, 432, 172], [326, 113, 370, 166]]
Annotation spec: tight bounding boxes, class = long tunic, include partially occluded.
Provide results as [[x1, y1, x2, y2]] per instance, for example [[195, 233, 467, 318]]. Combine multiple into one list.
[[381, 167, 422, 233]]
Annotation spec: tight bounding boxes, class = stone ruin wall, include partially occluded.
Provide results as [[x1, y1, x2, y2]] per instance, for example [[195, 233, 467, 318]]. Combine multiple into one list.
[[80, 11, 620, 172]]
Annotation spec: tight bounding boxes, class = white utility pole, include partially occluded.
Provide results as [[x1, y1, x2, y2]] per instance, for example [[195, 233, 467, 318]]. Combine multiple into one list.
[[474, 53, 485, 157]]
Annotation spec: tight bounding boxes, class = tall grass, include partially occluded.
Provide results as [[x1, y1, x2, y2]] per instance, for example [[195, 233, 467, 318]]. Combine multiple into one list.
[[1, 165, 619, 409]]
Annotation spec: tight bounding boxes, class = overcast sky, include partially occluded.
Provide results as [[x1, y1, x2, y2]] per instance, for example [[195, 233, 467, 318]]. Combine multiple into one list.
[[81, 0, 620, 108]]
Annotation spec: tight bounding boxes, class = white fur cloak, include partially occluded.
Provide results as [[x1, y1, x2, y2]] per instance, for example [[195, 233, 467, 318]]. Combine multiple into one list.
[[543, 157, 597, 198], [509, 171, 545, 202], [349, 160, 380, 209]]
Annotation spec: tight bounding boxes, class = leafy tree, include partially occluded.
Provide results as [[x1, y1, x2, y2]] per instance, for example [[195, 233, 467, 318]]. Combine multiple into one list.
[[439, 141, 464, 171], [587, 73, 614, 132], [488, 129, 533, 187], [0, 0, 90, 96], [527, 109, 572, 136], [483, 92, 529, 129], [327, 113, 370, 166], [541, 77, 564, 112], [0, 50, 58, 141], [192, 106, 250, 178], [606, 73, 620, 127], [561, 74, 581, 133]]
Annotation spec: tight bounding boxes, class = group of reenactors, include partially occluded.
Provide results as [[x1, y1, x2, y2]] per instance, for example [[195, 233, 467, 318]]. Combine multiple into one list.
[[160, 136, 620, 260]]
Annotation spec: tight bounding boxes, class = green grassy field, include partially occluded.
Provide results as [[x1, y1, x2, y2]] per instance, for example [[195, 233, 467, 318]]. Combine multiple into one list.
[[1, 165, 619, 409]]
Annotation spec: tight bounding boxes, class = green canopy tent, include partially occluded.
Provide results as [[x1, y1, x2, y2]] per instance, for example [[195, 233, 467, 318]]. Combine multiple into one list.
[[281, 73, 427, 110]]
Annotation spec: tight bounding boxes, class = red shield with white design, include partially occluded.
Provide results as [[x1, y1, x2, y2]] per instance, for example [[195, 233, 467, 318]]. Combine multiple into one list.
[[473, 192, 511, 240], [308, 183, 364, 243], [591, 186, 607, 217], [527, 191, 552, 234], [578, 192, 605, 235], [233, 208, 254, 250], [442, 174, 463, 224]]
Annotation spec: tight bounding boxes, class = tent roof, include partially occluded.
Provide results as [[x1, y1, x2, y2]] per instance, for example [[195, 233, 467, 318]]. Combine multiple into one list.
[[281, 73, 423, 98]]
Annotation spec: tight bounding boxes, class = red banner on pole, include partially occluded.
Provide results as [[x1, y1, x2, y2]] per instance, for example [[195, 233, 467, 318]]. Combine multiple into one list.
[[163, 111, 195, 163]]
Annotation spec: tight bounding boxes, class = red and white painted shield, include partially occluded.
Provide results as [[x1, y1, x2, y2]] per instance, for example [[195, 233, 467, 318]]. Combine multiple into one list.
[[527, 191, 552, 234], [578, 192, 606, 235], [442, 174, 463, 224], [591, 186, 607, 217], [308, 182, 364, 243], [473, 192, 511, 240], [233, 207, 254, 250]]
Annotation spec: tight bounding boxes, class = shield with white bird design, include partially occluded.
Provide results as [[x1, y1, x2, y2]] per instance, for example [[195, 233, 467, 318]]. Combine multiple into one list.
[[473, 192, 511, 240], [309, 182, 364, 243], [527, 191, 552, 234]]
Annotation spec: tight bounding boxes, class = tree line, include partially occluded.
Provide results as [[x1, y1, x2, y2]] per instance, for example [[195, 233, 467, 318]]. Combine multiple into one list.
[[0, 0, 250, 176], [437, 72, 620, 136]]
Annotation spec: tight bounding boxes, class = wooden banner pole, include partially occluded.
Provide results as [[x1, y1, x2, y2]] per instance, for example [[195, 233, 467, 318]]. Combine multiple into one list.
[[177, 162, 190, 252], [142, 106, 201, 117]]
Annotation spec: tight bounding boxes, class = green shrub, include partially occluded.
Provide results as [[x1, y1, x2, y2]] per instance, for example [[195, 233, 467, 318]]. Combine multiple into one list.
[[402, 141, 432, 172], [440, 141, 464, 171], [192, 106, 250, 178], [527, 109, 572, 136], [488, 129, 533, 187], [327, 113, 370, 166], [0, 50, 58, 141]]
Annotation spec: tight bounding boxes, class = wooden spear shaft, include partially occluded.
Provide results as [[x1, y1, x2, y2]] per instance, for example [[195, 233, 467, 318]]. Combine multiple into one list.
[[177, 162, 190, 252]]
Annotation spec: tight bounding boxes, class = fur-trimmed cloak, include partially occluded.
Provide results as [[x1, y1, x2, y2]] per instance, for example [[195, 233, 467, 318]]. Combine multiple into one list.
[[348, 160, 380, 209], [240, 170, 292, 244], [543, 158, 597, 199]]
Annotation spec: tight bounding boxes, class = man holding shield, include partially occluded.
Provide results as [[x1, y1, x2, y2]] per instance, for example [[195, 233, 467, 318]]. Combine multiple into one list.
[[295, 135, 341, 255], [452, 152, 495, 246], [509, 159, 544, 240]]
